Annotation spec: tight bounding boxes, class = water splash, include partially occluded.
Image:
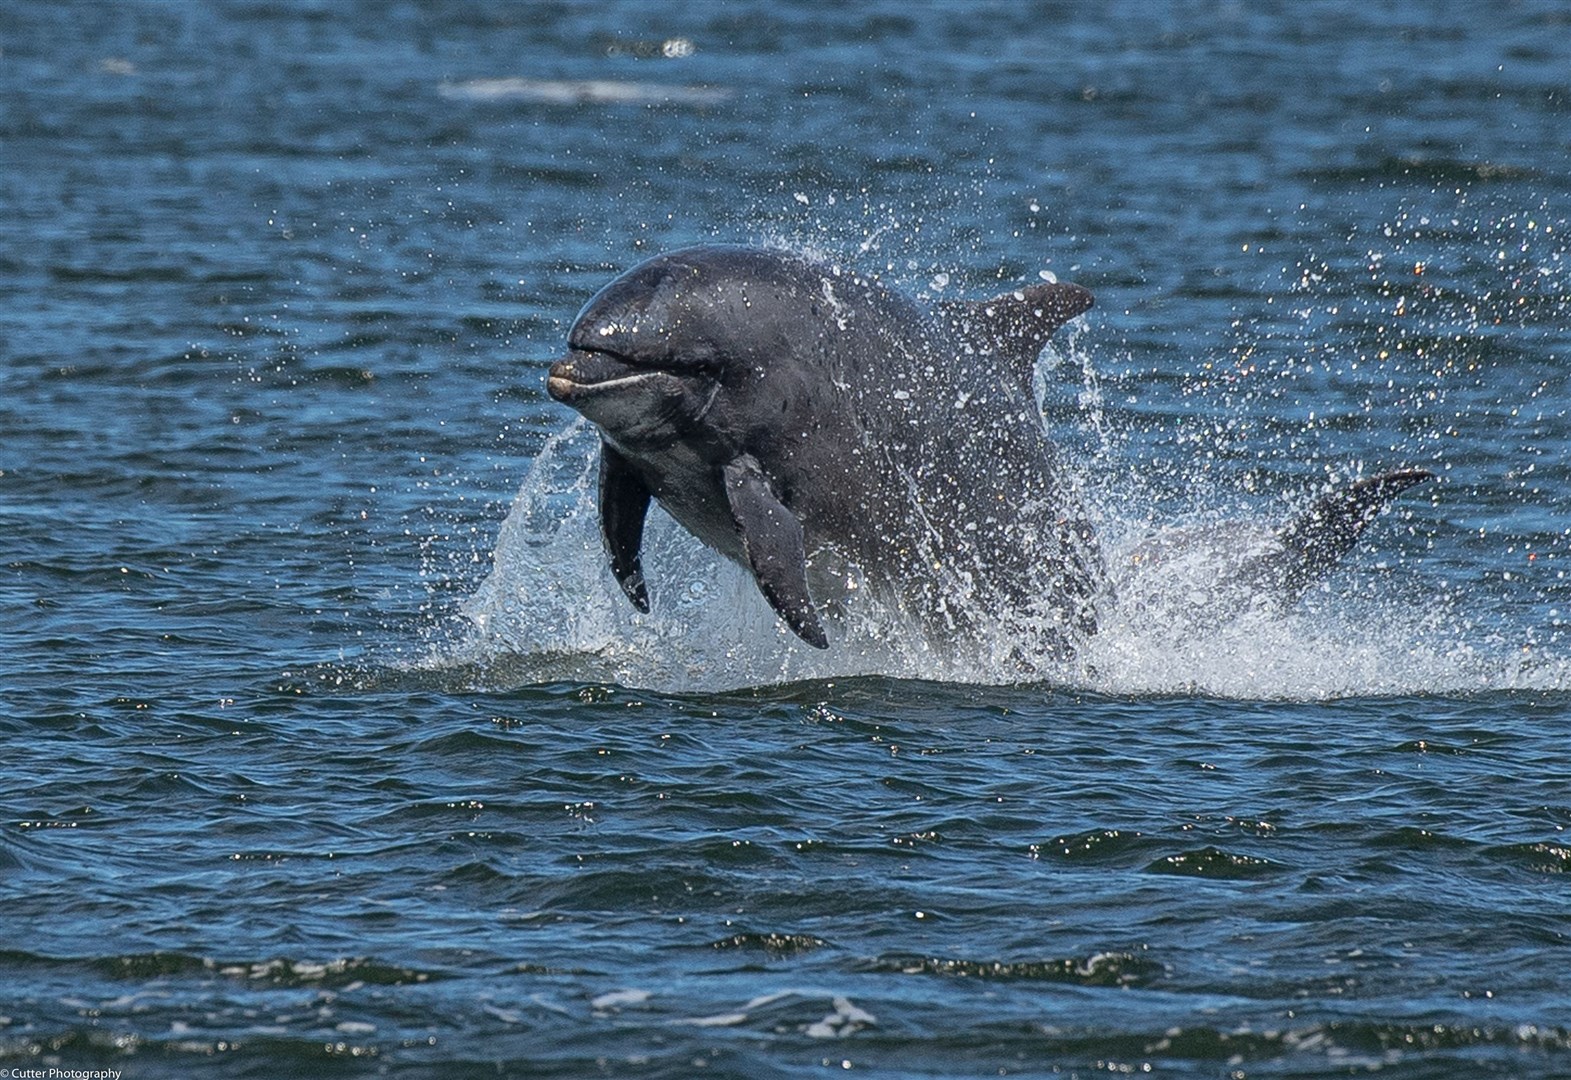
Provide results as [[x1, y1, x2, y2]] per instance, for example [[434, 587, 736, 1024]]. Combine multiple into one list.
[[448, 421, 968, 691], [418, 228, 1571, 699], [419, 411, 1567, 699]]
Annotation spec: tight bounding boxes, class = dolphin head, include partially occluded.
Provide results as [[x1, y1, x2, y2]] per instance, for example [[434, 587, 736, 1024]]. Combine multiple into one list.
[[546, 248, 750, 449], [546, 245, 851, 454], [545, 246, 857, 648]]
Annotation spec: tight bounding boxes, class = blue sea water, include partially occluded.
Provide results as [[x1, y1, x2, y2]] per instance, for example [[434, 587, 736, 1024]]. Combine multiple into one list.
[[3, 1, 1571, 1076]]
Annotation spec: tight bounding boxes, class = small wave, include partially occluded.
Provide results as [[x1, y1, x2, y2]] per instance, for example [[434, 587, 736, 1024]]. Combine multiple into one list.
[[708, 931, 833, 955], [864, 949, 1162, 987], [0, 948, 442, 988], [438, 77, 730, 107], [1142, 844, 1283, 879], [1131, 1019, 1571, 1066], [1492, 840, 1571, 874], [6, 1012, 1566, 1074], [1030, 827, 1150, 865]]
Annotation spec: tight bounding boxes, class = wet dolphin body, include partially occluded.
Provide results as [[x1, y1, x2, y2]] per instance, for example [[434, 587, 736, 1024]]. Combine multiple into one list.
[[544, 244, 1428, 656], [546, 244, 1101, 656]]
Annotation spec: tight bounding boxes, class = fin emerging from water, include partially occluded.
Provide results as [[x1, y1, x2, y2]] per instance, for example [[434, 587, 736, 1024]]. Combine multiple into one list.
[[1114, 468, 1433, 631], [723, 455, 828, 649], [598, 441, 653, 613], [1242, 468, 1434, 603], [941, 282, 1094, 372]]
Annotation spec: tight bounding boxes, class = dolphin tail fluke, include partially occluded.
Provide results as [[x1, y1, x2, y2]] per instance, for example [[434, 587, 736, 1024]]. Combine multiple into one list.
[[1255, 468, 1433, 602]]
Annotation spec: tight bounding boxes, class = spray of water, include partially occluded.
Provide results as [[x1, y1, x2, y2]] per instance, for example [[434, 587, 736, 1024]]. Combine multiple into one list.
[[416, 215, 1571, 698]]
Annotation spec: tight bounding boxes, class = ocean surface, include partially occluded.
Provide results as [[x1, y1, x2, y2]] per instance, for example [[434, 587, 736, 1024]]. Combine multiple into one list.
[[3, 1, 1570, 1076]]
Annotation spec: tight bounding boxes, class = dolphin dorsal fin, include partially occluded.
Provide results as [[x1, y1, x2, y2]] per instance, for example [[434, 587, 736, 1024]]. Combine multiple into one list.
[[942, 281, 1093, 370]]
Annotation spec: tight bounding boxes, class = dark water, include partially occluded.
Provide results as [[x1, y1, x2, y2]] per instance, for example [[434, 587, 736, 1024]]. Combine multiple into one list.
[[4, 1, 1571, 1076]]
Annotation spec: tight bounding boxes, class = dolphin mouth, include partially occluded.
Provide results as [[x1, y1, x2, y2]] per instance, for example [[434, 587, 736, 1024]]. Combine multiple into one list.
[[546, 350, 660, 402]]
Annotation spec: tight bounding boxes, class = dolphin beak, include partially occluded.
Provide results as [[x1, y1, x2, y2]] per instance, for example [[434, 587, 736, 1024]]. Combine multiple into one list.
[[545, 357, 580, 402], [546, 350, 652, 403]]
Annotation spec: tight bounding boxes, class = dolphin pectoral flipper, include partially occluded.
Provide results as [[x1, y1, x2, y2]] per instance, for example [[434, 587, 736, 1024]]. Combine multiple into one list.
[[722, 456, 829, 649], [598, 441, 652, 612], [1255, 468, 1433, 602]]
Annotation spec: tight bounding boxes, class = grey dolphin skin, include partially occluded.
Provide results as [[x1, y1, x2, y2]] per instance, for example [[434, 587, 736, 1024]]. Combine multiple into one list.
[[544, 244, 1428, 657]]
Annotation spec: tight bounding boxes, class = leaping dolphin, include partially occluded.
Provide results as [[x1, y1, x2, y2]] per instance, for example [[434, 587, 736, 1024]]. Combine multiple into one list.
[[543, 244, 1427, 657]]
